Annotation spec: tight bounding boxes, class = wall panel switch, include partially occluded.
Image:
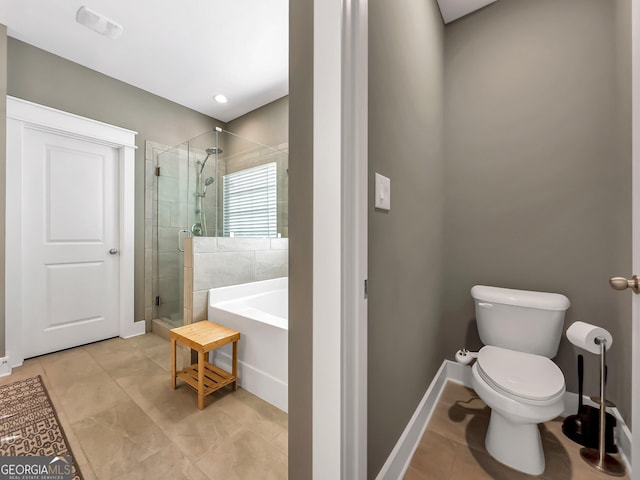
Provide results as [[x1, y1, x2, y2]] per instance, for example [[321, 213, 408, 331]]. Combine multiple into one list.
[[375, 173, 391, 211]]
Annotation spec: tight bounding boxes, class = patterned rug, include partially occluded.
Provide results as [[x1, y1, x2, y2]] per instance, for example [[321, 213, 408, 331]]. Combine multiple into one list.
[[0, 376, 82, 480]]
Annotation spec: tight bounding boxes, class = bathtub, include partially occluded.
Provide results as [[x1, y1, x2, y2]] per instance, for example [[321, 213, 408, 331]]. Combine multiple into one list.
[[208, 277, 288, 412]]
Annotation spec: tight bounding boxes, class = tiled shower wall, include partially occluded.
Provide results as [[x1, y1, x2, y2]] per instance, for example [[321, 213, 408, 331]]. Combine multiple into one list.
[[145, 140, 289, 331], [184, 237, 289, 324]]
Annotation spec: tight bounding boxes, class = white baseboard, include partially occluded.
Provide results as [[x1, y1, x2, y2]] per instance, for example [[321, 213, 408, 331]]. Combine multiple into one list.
[[375, 359, 632, 479], [120, 320, 146, 339], [213, 350, 288, 413], [375, 360, 455, 480], [0, 357, 10, 377]]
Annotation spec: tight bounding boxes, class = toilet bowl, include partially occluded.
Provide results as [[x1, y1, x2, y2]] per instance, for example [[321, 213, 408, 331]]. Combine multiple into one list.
[[469, 285, 570, 475], [471, 346, 565, 475]]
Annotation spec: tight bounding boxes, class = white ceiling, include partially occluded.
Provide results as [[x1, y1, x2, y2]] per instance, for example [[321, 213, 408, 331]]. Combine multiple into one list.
[[0, 0, 289, 122], [0, 1, 496, 121]]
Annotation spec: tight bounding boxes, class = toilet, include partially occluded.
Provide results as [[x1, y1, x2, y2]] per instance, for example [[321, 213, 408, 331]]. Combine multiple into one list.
[[470, 285, 570, 475]]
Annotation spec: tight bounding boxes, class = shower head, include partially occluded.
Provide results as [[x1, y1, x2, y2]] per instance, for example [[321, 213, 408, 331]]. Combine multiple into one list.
[[199, 147, 223, 174], [201, 177, 213, 197], [202, 176, 215, 196]]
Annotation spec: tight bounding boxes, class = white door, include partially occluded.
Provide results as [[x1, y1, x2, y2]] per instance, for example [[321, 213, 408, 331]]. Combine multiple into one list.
[[21, 128, 120, 358]]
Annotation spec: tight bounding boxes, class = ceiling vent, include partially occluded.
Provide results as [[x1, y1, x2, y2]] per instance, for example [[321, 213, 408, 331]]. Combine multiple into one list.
[[76, 6, 123, 39]]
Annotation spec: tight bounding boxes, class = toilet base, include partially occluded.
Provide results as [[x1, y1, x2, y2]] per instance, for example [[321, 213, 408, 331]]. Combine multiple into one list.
[[485, 410, 545, 475]]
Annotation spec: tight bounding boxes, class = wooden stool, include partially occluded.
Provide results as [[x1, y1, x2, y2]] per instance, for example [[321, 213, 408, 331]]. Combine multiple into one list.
[[170, 321, 240, 409]]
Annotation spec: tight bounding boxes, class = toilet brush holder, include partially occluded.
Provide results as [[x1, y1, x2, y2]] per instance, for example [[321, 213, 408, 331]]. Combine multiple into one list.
[[579, 337, 625, 477], [562, 355, 617, 453]]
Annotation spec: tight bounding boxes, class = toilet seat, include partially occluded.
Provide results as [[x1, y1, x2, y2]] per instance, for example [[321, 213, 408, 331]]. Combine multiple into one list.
[[477, 346, 565, 404]]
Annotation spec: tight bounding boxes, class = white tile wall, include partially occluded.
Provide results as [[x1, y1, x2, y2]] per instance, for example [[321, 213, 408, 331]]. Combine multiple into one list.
[[190, 237, 289, 322], [144, 140, 290, 329]]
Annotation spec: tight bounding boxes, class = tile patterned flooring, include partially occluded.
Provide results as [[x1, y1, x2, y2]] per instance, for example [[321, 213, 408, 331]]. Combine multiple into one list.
[[4, 341, 631, 480], [406, 381, 630, 480], [0, 333, 288, 480]]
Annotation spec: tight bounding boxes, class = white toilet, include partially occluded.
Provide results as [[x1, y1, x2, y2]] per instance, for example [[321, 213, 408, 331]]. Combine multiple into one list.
[[470, 285, 570, 475]]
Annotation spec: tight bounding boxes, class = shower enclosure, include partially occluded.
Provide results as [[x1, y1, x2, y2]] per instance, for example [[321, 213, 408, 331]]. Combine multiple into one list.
[[153, 128, 288, 328]]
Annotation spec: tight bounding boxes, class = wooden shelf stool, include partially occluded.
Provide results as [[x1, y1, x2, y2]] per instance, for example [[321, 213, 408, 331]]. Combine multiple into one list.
[[170, 321, 240, 409]]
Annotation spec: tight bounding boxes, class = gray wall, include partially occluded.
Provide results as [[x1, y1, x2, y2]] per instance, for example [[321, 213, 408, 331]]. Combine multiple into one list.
[[288, 0, 313, 476], [368, 0, 445, 477], [0, 25, 6, 358], [227, 96, 289, 147], [442, 0, 632, 422], [7, 38, 222, 327]]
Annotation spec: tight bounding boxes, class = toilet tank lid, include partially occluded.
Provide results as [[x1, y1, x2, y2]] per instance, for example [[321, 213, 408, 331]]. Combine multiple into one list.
[[471, 285, 570, 311]]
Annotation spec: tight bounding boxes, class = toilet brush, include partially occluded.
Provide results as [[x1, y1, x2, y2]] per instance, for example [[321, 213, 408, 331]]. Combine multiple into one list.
[[579, 337, 625, 476], [562, 355, 585, 440], [563, 356, 617, 452]]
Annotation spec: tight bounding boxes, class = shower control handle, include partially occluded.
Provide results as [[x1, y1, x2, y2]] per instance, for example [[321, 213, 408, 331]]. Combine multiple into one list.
[[609, 275, 640, 294], [177, 229, 191, 252], [109, 248, 119, 255]]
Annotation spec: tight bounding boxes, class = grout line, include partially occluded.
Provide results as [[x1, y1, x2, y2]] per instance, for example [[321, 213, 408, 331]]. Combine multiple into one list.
[[33, 333, 287, 480], [35, 359, 93, 475], [68, 338, 172, 477], [96, 334, 226, 470], [83, 336, 203, 477]]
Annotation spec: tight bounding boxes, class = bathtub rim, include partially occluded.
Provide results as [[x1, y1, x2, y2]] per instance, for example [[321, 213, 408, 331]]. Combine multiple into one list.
[[208, 277, 288, 331]]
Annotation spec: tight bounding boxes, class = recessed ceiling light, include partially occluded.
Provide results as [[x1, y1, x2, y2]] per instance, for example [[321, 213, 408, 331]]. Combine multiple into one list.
[[76, 6, 123, 39], [214, 94, 228, 104]]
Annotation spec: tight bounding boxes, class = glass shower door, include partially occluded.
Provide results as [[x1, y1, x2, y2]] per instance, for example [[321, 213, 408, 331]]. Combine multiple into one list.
[[156, 142, 190, 327]]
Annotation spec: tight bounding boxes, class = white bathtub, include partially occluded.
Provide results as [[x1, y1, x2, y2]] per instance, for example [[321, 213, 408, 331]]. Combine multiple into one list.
[[208, 277, 288, 412]]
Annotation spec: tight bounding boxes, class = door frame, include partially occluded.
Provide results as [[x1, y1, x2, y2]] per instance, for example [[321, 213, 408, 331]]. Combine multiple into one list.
[[308, 0, 369, 477], [4, 96, 143, 370], [318, 1, 640, 477], [633, 1, 640, 477], [312, 0, 343, 475], [340, 0, 368, 478]]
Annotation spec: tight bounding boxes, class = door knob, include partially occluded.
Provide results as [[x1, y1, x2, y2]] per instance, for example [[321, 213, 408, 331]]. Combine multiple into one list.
[[109, 248, 119, 255], [609, 275, 640, 294]]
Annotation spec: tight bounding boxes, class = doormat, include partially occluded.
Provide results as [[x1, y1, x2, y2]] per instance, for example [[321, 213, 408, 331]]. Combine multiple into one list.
[[0, 376, 82, 480]]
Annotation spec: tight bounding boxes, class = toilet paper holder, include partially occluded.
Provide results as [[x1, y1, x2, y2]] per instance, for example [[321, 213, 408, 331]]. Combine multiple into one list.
[[579, 336, 626, 476]]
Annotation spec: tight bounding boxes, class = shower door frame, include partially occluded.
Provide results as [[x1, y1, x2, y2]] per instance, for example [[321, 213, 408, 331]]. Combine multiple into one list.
[[154, 141, 191, 326]]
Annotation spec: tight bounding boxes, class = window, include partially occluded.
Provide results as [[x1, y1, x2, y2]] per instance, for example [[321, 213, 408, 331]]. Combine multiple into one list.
[[223, 162, 277, 237]]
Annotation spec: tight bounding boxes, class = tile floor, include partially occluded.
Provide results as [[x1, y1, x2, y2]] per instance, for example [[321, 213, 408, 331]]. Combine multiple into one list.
[[5, 341, 630, 480], [0, 333, 288, 480], [406, 381, 629, 480]]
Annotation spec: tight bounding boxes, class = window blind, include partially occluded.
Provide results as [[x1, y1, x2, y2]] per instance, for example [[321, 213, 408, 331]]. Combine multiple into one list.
[[223, 162, 277, 237]]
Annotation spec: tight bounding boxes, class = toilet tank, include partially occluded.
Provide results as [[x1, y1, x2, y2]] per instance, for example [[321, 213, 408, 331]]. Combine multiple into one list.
[[471, 285, 570, 358]]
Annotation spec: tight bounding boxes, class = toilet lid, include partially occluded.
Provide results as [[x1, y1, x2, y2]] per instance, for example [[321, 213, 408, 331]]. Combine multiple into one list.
[[477, 346, 565, 402]]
